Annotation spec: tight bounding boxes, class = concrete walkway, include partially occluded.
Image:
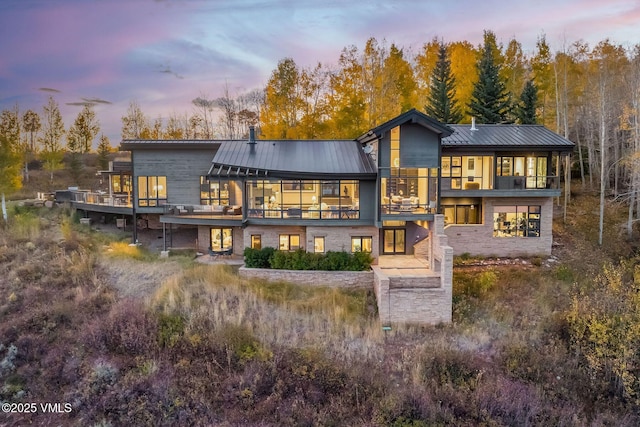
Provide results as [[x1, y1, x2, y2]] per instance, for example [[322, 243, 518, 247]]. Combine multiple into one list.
[[377, 255, 432, 277]]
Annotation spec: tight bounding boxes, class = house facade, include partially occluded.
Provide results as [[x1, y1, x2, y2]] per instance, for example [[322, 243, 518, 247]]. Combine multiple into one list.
[[66, 110, 573, 324], [95, 109, 573, 260]]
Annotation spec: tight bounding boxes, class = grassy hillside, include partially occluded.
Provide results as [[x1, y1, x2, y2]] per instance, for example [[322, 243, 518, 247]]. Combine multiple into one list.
[[1, 187, 640, 425]]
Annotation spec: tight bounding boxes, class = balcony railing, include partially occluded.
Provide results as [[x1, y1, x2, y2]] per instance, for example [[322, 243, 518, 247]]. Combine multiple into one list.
[[71, 191, 132, 207], [163, 204, 242, 217], [246, 203, 360, 220], [442, 175, 559, 191]]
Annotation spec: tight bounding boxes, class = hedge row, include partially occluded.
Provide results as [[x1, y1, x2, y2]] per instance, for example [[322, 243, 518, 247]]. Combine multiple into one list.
[[243, 247, 372, 271]]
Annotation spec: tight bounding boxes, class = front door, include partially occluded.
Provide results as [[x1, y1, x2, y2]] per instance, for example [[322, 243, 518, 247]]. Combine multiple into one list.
[[383, 229, 405, 254]]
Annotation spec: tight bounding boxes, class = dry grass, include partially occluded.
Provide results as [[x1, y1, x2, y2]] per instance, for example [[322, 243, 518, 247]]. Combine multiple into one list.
[[151, 264, 383, 362], [1, 189, 639, 425]]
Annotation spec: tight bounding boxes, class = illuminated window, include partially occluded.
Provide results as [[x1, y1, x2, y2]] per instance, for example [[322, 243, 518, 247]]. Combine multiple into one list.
[[200, 177, 230, 205], [251, 235, 261, 249], [493, 206, 541, 238], [137, 176, 167, 207], [390, 126, 400, 169], [314, 236, 325, 253], [279, 234, 300, 251], [351, 236, 372, 253], [210, 228, 233, 251]]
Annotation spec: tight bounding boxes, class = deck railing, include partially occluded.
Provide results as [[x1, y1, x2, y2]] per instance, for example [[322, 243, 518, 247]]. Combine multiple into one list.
[[71, 191, 132, 207]]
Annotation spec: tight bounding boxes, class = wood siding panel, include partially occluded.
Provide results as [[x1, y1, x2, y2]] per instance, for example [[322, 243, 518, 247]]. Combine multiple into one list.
[[134, 149, 215, 206]]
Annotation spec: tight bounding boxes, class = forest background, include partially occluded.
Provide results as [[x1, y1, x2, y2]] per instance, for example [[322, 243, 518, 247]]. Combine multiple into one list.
[[2, 29, 640, 225]]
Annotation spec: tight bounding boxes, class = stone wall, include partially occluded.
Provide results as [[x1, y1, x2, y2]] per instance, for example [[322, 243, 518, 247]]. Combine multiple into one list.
[[374, 214, 453, 325], [444, 197, 554, 257], [238, 267, 373, 289]]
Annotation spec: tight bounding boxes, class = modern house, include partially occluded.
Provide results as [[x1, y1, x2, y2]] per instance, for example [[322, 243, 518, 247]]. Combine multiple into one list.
[[66, 109, 574, 324]]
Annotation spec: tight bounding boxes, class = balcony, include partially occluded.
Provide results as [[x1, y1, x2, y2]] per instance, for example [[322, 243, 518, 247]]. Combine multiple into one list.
[[440, 175, 561, 198], [246, 203, 360, 220], [69, 191, 132, 207], [163, 204, 242, 219]]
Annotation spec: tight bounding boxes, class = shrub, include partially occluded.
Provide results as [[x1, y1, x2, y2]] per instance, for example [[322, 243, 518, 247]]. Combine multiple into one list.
[[243, 247, 275, 268], [244, 247, 372, 271], [157, 313, 185, 348]]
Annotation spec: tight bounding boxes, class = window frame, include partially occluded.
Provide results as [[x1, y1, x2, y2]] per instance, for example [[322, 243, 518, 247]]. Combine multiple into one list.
[[351, 236, 373, 253], [210, 227, 233, 252], [251, 234, 262, 250], [313, 236, 325, 253], [137, 176, 167, 207], [279, 234, 301, 251]]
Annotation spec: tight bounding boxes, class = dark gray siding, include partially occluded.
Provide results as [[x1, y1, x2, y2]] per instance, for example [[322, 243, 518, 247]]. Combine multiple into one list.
[[134, 149, 215, 209], [358, 180, 377, 222], [400, 123, 440, 168]]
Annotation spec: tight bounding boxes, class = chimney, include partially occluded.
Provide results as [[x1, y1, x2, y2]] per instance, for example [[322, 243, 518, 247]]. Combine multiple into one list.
[[248, 125, 256, 144], [470, 117, 477, 131]]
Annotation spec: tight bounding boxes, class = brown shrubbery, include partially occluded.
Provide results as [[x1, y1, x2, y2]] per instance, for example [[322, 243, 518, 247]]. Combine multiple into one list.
[[2, 193, 640, 425]]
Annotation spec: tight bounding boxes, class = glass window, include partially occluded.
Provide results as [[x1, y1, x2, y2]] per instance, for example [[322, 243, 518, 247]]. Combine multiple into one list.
[[138, 176, 167, 207], [201, 177, 230, 205], [251, 235, 261, 250], [210, 228, 233, 252], [314, 236, 325, 253], [351, 236, 372, 253], [390, 126, 400, 168], [279, 234, 300, 251], [493, 206, 541, 238]]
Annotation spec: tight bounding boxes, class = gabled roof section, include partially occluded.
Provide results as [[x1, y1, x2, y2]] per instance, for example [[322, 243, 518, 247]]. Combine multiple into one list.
[[209, 139, 377, 179], [356, 109, 454, 144], [443, 124, 575, 151]]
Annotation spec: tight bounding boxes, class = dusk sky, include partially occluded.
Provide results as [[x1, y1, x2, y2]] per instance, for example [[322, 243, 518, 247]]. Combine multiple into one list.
[[2, 0, 640, 146]]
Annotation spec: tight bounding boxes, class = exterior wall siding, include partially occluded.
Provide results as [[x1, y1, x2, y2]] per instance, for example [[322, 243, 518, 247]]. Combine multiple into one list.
[[133, 149, 215, 210], [444, 197, 554, 257], [305, 225, 380, 261]]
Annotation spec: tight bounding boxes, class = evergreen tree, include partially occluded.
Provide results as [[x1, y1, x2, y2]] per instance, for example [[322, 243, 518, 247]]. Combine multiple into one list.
[[468, 31, 511, 123], [40, 97, 65, 183], [97, 134, 111, 171], [425, 43, 463, 123], [516, 79, 538, 124], [68, 105, 99, 153]]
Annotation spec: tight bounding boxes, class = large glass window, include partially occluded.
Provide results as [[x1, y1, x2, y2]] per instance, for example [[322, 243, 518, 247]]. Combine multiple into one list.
[[245, 179, 360, 220], [351, 236, 372, 253], [210, 228, 233, 252], [279, 234, 300, 251], [443, 203, 482, 225], [112, 174, 131, 194], [493, 206, 541, 237], [441, 155, 493, 190], [380, 168, 438, 214], [200, 177, 230, 205], [137, 176, 167, 207]]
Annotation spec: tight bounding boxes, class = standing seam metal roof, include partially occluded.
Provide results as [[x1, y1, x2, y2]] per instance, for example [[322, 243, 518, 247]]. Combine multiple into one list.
[[210, 139, 377, 178], [443, 124, 575, 149]]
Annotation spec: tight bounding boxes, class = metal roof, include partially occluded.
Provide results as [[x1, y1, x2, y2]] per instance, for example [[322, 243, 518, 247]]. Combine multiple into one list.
[[357, 108, 454, 143], [443, 124, 575, 151], [209, 139, 377, 179], [120, 140, 221, 150]]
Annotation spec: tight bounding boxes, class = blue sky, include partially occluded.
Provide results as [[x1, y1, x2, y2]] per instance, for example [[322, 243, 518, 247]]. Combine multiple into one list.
[[1, 0, 640, 145]]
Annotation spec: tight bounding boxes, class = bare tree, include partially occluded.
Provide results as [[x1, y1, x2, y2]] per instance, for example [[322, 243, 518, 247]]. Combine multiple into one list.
[[192, 95, 215, 138]]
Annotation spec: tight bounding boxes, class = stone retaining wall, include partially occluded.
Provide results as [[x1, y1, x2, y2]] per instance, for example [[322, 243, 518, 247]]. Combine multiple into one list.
[[238, 267, 373, 289]]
